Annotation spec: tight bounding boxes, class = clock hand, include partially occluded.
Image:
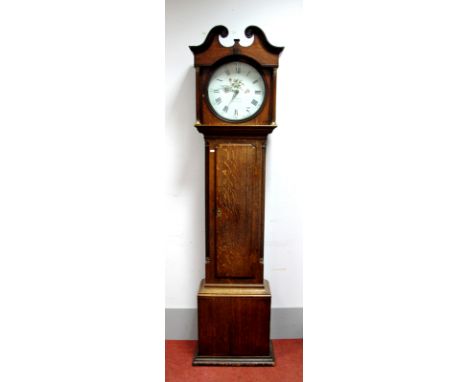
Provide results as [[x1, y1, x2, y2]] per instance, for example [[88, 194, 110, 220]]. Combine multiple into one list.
[[228, 89, 239, 105]]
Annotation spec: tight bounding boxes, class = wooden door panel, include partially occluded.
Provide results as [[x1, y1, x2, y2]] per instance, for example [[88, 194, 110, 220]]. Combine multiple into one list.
[[215, 144, 258, 278]]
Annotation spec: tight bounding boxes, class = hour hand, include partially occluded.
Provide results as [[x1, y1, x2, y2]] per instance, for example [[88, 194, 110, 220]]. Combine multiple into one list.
[[228, 89, 239, 104]]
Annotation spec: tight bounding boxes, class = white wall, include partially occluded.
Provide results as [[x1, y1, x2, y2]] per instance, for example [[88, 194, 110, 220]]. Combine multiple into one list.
[[165, 0, 304, 309]]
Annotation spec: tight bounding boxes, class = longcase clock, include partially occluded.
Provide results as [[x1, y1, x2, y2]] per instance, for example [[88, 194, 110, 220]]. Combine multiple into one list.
[[189, 25, 283, 366]]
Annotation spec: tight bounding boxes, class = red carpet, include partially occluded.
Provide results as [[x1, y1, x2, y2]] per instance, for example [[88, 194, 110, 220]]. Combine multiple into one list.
[[166, 339, 303, 382]]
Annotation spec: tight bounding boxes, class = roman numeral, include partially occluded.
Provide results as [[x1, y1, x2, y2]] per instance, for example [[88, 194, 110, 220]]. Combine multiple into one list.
[[246, 70, 251, 76], [225, 69, 230, 76], [251, 99, 258, 106], [255, 90, 262, 94], [223, 105, 229, 113], [216, 78, 223, 82], [234, 109, 238, 117], [213, 89, 220, 93], [253, 78, 259, 84], [215, 97, 222, 105], [235, 63, 240, 74]]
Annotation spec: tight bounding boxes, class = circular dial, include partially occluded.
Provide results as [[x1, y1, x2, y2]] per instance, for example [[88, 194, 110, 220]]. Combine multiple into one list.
[[207, 61, 265, 122]]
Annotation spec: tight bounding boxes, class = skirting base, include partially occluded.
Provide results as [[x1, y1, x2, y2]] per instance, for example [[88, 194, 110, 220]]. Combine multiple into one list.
[[192, 341, 275, 366]]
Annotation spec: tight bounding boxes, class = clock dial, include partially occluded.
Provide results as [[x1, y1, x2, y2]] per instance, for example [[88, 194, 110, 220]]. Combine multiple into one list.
[[207, 61, 265, 122]]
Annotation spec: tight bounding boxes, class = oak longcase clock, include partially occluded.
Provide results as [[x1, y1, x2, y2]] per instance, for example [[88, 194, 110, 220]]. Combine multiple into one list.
[[189, 25, 283, 366]]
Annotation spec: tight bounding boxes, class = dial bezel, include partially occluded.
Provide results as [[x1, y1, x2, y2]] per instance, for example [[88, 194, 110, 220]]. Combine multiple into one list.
[[204, 57, 268, 123]]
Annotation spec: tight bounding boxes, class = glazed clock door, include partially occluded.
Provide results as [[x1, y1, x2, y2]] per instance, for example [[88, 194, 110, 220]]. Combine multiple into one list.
[[206, 140, 265, 284], [206, 61, 266, 122]]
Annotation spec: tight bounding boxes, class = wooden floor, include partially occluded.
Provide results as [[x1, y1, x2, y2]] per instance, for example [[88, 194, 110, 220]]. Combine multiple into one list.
[[166, 339, 303, 382]]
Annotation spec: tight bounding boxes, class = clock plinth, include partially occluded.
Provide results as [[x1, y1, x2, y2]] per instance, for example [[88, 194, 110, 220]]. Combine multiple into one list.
[[189, 26, 283, 366], [192, 279, 274, 366]]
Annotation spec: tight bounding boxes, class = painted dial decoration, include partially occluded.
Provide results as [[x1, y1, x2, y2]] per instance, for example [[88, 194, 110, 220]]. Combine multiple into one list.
[[207, 61, 265, 121]]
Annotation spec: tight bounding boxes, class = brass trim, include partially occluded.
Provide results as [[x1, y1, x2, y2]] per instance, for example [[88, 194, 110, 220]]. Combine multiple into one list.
[[197, 279, 271, 297], [194, 123, 277, 128]]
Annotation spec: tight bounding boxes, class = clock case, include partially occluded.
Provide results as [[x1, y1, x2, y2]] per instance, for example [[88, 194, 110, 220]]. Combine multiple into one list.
[[189, 25, 283, 366]]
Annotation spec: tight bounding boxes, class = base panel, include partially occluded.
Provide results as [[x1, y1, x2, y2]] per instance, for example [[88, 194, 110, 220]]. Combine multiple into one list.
[[193, 342, 275, 366], [196, 279, 272, 359]]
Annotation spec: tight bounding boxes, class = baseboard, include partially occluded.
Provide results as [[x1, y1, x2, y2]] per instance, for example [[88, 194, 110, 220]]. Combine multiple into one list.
[[165, 307, 302, 340]]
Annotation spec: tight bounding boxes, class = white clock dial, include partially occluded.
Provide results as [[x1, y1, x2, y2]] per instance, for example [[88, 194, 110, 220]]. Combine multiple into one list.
[[207, 61, 265, 121]]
